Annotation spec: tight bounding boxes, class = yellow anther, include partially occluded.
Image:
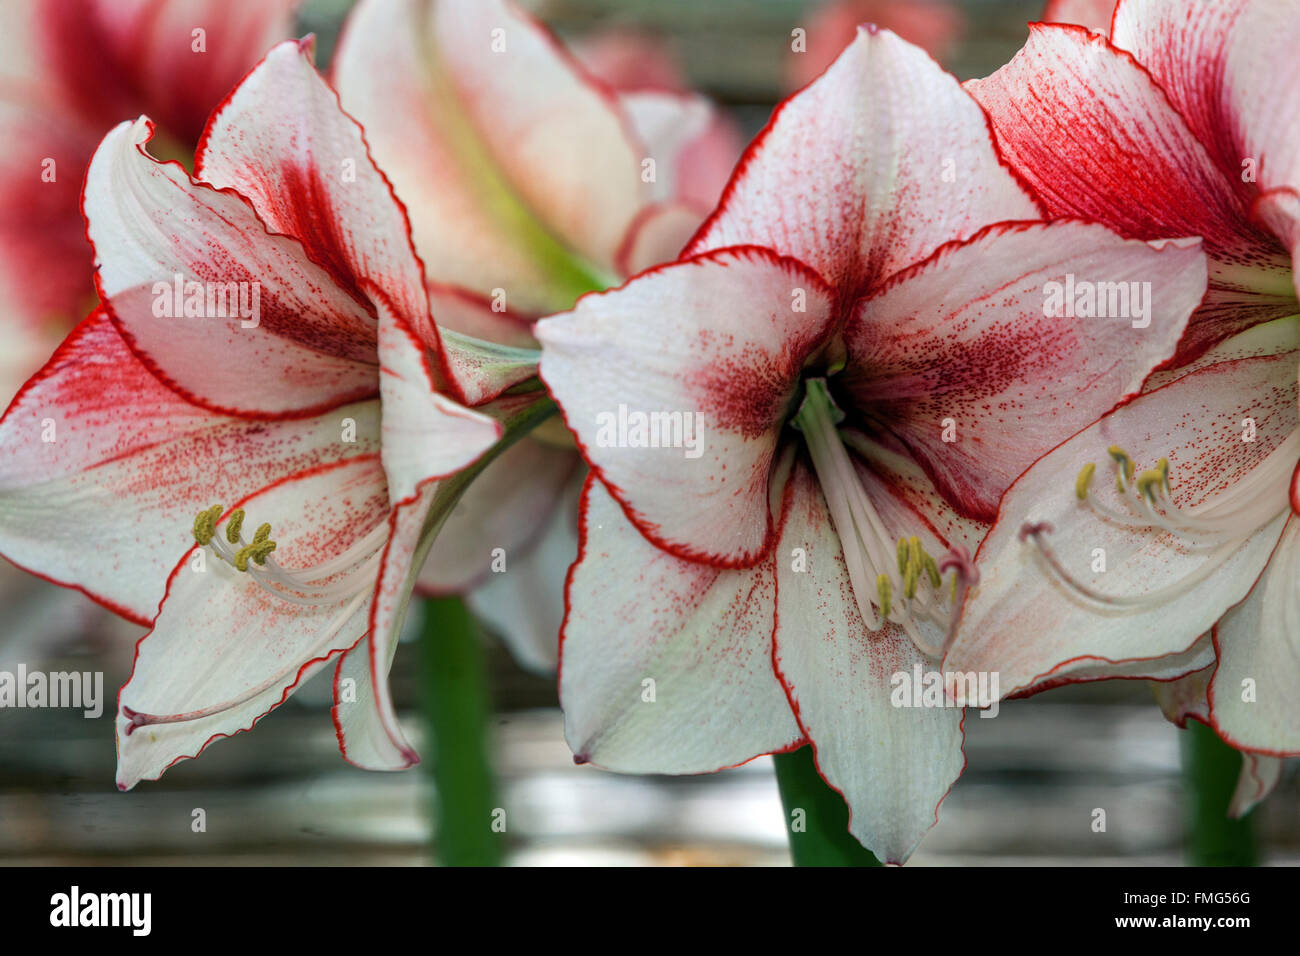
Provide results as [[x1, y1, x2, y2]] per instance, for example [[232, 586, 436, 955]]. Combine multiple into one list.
[[897, 537, 909, 575], [192, 504, 223, 546], [1108, 445, 1135, 490], [1136, 467, 1167, 502], [252, 523, 273, 545], [1075, 462, 1096, 500], [1157, 457, 1171, 493], [225, 509, 245, 544], [922, 553, 941, 590], [876, 574, 892, 617], [904, 557, 920, 600], [233, 538, 276, 571], [908, 536, 923, 573]]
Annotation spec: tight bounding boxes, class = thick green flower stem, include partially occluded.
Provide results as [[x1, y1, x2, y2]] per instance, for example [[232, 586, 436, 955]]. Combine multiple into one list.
[[1182, 720, 1257, 866], [773, 746, 882, 866], [421, 596, 505, 866]]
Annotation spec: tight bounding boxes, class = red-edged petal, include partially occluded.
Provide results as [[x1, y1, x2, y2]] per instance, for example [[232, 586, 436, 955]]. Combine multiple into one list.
[[945, 352, 1298, 695], [841, 220, 1206, 521], [1230, 752, 1284, 818], [1019, 631, 1215, 696], [115, 456, 389, 788], [1152, 657, 1214, 726], [967, 24, 1297, 360], [332, 295, 501, 770], [689, 26, 1041, 301], [334, 0, 645, 314], [1210, 516, 1300, 755], [84, 118, 380, 418], [1152, 657, 1286, 816], [558, 475, 805, 771], [0, 309, 379, 625], [196, 39, 441, 359], [536, 246, 838, 568], [772, 459, 964, 864]]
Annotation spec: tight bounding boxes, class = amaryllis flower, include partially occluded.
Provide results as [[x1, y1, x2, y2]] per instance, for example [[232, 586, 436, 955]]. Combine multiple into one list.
[[331, 0, 741, 670], [0, 39, 520, 788], [947, 0, 1300, 775], [0, 0, 296, 401], [534, 27, 1208, 862]]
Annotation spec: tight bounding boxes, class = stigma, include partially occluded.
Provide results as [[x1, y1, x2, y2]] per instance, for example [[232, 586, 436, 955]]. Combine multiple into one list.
[[1020, 434, 1297, 610], [793, 379, 978, 658]]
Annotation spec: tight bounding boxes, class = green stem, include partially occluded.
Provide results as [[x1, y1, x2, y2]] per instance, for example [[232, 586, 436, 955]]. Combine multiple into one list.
[[773, 746, 881, 866], [421, 596, 504, 866], [1182, 720, 1257, 866]]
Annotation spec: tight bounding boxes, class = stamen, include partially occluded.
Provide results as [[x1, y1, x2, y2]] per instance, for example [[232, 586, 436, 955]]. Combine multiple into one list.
[[190, 505, 386, 607], [792, 378, 970, 656], [1032, 434, 1296, 610]]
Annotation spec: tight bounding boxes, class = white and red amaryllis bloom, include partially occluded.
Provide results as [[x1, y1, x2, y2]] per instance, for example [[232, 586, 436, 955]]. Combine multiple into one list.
[[946, 0, 1300, 774], [331, 0, 741, 671], [0, 39, 527, 789], [535, 27, 1208, 862], [0, 0, 296, 401]]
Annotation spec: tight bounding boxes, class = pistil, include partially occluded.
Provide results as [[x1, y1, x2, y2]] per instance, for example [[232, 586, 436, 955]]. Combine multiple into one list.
[[793, 378, 976, 657]]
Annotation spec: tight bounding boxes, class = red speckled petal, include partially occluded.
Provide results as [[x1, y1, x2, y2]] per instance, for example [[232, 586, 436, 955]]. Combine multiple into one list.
[[773, 459, 965, 865], [841, 220, 1206, 521], [967, 24, 1297, 361], [0, 309, 381, 625], [946, 352, 1298, 695], [536, 246, 837, 568], [334, 0, 645, 314], [558, 475, 805, 771], [1210, 516, 1300, 755], [1111, 0, 1300, 276], [196, 39, 441, 358], [115, 455, 390, 789], [688, 26, 1041, 301], [84, 118, 380, 418]]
